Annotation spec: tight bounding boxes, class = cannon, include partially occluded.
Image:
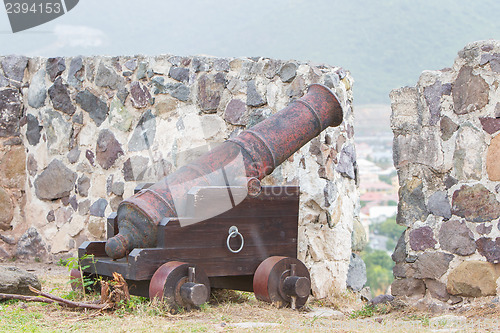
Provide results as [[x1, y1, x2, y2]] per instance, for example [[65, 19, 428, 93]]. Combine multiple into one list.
[[74, 84, 343, 309]]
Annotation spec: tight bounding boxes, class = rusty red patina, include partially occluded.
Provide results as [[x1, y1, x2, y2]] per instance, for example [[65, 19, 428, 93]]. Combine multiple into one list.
[[105, 84, 343, 260]]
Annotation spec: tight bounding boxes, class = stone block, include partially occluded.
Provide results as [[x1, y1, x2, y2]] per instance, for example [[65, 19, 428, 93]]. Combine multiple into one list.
[[34, 159, 77, 200], [0, 266, 41, 295], [391, 278, 425, 297], [447, 261, 498, 297], [451, 184, 500, 222], [452, 66, 489, 115], [438, 219, 476, 256]]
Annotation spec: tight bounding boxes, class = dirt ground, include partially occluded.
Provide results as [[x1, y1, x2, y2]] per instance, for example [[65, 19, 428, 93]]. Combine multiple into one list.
[[1, 261, 500, 332]]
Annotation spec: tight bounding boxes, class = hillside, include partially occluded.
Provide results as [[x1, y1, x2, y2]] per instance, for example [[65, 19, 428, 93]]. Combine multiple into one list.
[[2, 0, 500, 104]]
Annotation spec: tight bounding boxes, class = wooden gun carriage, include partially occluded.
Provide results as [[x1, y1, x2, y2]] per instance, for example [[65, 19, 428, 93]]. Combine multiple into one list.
[[73, 84, 343, 309]]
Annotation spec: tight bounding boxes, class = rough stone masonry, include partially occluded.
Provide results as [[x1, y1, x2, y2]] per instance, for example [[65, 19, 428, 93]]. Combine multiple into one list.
[[391, 40, 500, 302], [0, 54, 362, 299]]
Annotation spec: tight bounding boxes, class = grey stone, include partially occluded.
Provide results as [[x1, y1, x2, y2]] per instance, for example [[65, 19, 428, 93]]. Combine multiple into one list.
[[46, 210, 55, 222], [0, 186, 13, 231], [34, 159, 77, 200], [247, 108, 271, 128], [75, 89, 108, 127], [287, 76, 306, 98], [0, 73, 8, 87], [336, 68, 347, 79], [85, 149, 95, 166], [439, 219, 476, 256], [197, 73, 224, 113], [95, 62, 123, 90], [111, 182, 124, 196], [69, 195, 78, 211], [424, 80, 451, 126], [41, 108, 72, 154], [151, 76, 166, 94], [128, 110, 156, 151], [476, 237, 500, 263], [89, 198, 108, 217], [427, 191, 451, 219], [444, 175, 458, 189], [263, 59, 282, 79], [397, 178, 429, 227], [27, 69, 47, 108], [336, 144, 356, 179], [48, 77, 76, 115], [27, 154, 37, 176], [136, 61, 148, 80], [278, 62, 297, 83], [117, 87, 129, 104], [224, 99, 247, 125], [393, 262, 414, 278], [0, 234, 15, 245], [109, 97, 132, 131], [16, 227, 47, 260], [67, 148, 80, 164], [392, 231, 407, 263], [346, 253, 367, 292], [168, 56, 190, 67], [96, 129, 123, 170], [477, 223, 492, 235], [324, 74, 340, 88], [1, 55, 28, 84], [424, 279, 450, 302], [391, 278, 425, 297], [0, 88, 22, 137], [78, 199, 90, 215], [26, 114, 42, 146], [124, 59, 137, 71], [370, 294, 395, 306], [440, 116, 459, 141], [452, 184, 500, 222], [169, 67, 189, 82], [122, 156, 149, 181], [452, 66, 489, 114], [213, 59, 230, 72], [72, 112, 83, 124], [246, 80, 265, 107], [68, 57, 84, 86], [192, 57, 210, 72], [77, 175, 90, 197], [409, 226, 437, 251], [453, 125, 485, 181], [130, 81, 152, 108], [413, 252, 454, 279], [0, 266, 41, 295], [480, 53, 500, 72], [170, 83, 190, 102], [46, 57, 66, 81]]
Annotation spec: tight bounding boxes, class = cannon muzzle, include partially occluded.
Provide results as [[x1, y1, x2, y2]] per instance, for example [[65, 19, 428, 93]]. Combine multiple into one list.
[[105, 84, 343, 259]]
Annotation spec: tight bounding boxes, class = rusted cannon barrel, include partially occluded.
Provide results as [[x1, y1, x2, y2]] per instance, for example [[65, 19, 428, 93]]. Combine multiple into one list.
[[105, 84, 343, 259]]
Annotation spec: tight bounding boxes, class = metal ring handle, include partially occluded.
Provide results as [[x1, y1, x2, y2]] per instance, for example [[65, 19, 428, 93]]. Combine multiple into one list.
[[227, 226, 244, 253]]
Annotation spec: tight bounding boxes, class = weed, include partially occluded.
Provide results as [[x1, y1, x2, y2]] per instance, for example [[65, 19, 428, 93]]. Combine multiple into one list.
[[349, 303, 376, 319], [405, 314, 430, 327], [63, 254, 100, 299]]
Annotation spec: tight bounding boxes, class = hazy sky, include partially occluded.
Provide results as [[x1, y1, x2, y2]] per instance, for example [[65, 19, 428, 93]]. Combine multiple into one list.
[[1, 0, 499, 104]]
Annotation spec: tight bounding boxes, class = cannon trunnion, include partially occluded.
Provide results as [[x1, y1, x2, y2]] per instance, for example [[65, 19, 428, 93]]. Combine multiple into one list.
[[77, 185, 311, 308]]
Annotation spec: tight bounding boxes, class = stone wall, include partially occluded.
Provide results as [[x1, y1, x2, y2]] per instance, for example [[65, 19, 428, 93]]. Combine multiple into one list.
[[391, 40, 500, 303], [0, 54, 360, 298]]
